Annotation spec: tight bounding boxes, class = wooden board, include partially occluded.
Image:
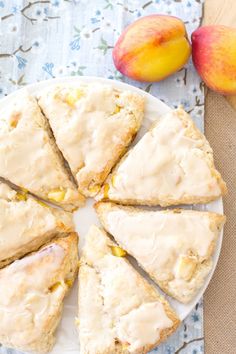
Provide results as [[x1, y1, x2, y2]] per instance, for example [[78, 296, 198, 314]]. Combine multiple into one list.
[[204, 0, 236, 111]]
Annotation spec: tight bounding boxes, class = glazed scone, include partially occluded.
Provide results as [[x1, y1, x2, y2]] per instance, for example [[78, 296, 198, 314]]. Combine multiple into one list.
[[95, 202, 226, 303], [97, 107, 227, 206], [0, 232, 78, 354], [0, 181, 74, 268], [78, 225, 179, 354], [38, 83, 144, 197], [0, 93, 85, 211]]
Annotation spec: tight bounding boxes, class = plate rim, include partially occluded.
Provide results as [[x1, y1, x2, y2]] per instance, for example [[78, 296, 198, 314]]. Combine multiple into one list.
[[0, 75, 224, 322]]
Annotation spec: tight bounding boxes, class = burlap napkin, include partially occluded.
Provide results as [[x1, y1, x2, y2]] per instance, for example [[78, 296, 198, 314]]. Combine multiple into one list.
[[204, 90, 236, 354]]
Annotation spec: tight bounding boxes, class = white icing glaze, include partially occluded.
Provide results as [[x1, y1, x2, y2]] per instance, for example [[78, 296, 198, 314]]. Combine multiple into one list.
[[117, 302, 173, 353], [98, 254, 156, 319], [82, 226, 158, 318], [79, 265, 115, 354], [105, 109, 221, 203], [103, 207, 222, 302], [0, 242, 66, 348], [38, 84, 143, 194], [0, 93, 81, 205], [79, 225, 176, 353], [106, 209, 215, 269], [0, 199, 72, 263]]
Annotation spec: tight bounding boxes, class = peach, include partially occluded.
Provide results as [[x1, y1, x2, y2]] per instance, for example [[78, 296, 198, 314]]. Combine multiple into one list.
[[112, 15, 191, 82], [192, 25, 236, 95]]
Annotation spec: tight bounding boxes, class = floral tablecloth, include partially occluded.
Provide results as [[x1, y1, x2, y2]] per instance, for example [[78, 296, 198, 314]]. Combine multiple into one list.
[[0, 1, 204, 353]]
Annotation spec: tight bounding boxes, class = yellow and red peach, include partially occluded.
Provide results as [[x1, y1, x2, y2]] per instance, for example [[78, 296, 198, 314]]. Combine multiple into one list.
[[113, 15, 191, 82], [192, 25, 236, 95]]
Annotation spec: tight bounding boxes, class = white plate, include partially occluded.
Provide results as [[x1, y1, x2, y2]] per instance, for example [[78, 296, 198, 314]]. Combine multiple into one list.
[[0, 76, 224, 353]]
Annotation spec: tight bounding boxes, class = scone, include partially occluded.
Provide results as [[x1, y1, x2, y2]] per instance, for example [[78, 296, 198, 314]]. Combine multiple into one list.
[[0, 180, 74, 268], [95, 202, 226, 303], [97, 107, 227, 206], [38, 83, 144, 197], [78, 225, 180, 354], [0, 232, 78, 354], [0, 93, 85, 211]]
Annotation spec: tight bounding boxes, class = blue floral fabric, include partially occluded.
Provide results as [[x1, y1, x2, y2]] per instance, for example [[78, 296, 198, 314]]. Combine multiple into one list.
[[0, 1, 204, 353]]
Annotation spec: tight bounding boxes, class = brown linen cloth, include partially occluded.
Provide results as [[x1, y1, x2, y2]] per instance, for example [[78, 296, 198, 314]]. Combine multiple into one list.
[[204, 90, 236, 353]]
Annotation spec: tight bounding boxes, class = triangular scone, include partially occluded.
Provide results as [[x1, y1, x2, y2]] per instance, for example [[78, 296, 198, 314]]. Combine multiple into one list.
[[95, 202, 226, 303], [38, 84, 144, 197], [78, 225, 179, 354], [0, 232, 78, 353], [97, 108, 227, 206], [0, 181, 74, 268], [0, 93, 85, 211]]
